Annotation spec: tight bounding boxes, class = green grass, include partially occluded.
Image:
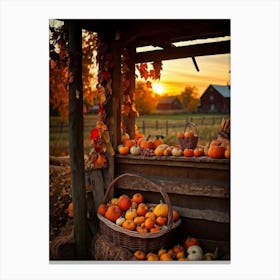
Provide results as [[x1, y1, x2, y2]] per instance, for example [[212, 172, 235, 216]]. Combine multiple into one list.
[[49, 113, 229, 156]]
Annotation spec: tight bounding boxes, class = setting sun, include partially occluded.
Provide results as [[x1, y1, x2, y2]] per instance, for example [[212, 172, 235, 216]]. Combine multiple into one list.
[[153, 83, 164, 95]]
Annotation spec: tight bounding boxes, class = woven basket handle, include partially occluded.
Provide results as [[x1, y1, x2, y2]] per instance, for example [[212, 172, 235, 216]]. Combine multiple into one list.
[[184, 122, 198, 135], [103, 173, 174, 228]]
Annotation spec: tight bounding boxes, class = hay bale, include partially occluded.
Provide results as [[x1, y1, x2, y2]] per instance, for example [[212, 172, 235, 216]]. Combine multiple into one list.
[[94, 234, 133, 261], [50, 229, 75, 260]]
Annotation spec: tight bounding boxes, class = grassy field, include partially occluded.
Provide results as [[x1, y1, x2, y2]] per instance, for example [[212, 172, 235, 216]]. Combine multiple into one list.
[[49, 113, 229, 156]]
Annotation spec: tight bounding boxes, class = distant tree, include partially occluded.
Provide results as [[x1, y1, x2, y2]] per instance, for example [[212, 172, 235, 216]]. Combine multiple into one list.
[[49, 20, 97, 118], [178, 85, 200, 113], [135, 81, 159, 115]]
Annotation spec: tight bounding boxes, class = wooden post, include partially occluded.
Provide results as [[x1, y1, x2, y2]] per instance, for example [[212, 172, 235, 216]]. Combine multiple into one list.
[[67, 20, 88, 259]]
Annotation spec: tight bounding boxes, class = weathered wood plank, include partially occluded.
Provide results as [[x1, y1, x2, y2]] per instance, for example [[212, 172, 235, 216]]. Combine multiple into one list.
[[172, 206, 229, 223], [115, 156, 230, 184], [114, 176, 229, 198], [115, 154, 230, 170]]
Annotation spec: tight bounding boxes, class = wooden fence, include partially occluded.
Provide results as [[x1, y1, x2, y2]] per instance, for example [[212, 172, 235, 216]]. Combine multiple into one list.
[[50, 115, 225, 135]]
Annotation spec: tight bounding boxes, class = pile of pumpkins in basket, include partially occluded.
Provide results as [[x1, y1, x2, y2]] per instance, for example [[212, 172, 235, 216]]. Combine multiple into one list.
[[97, 192, 180, 234], [118, 130, 230, 159], [133, 237, 218, 261]]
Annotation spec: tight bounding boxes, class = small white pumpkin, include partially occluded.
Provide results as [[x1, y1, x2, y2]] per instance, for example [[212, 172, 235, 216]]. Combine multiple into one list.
[[115, 216, 125, 226], [130, 145, 141, 155], [171, 147, 183, 157], [187, 245, 203, 260]]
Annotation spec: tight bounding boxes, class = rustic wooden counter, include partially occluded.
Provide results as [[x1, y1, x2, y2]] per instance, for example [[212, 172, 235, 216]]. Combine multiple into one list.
[[114, 154, 230, 258]]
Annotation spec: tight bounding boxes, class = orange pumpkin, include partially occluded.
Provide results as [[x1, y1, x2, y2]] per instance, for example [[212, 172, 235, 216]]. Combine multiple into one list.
[[145, 211, 157, 220], [177, 132, 185, 139], [97, 203, 107, 216], [155, 216, 167, 226], [172, 209, 180, 222], [144, 217, 155, 229], [153, 136, 164, 148], [104, 205, 122, 222], [183, 148, 194, 157], [136, 203, 149, 216], [184, 131, 194, 138], [184, 237, 199, 249], [136, 225, 149, 233], [150, 226, 161, 233], [154, 147, 164, 156], [158, 248, 167, 257], [147, 253, 159, 261], [224, 148, 230, 159], [167, 249, 175, 258], [160, 252, 173, 261], [122, 219, 136, 231], [208, 145, 225, 159], [132, 193, 144, 204], [125, 139, 137, 149], [138, 135, 155, 149], [194, 147, 204, 157], [118, 145, 129, 155], [118, 194, 132, 211], [176, 251, 185, 259], [134, 250, 146, 260], [163, 148, 172, 156], [173, 244, 184, 254]]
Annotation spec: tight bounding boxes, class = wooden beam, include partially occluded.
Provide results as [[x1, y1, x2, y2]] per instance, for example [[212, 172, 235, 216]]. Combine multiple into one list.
[[135, 40, 230, 63], [67, 20, 88, 260]]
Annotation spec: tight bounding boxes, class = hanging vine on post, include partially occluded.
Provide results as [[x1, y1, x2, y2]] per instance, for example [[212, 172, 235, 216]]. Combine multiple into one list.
[[85, 35, 115, 170]]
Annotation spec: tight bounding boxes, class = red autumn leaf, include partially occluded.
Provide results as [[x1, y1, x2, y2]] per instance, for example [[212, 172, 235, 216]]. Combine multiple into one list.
[[90, 128, 100, 140], [146, 81, 152, 88], [136, 63, 149, 80], [149, 69, 155, 79]]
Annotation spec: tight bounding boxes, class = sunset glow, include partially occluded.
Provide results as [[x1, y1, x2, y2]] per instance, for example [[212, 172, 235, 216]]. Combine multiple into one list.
[[152, 83, 164, 95]]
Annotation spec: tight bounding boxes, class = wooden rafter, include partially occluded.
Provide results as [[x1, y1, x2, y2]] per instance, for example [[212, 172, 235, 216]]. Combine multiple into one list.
[[135, 40, 230, 63]]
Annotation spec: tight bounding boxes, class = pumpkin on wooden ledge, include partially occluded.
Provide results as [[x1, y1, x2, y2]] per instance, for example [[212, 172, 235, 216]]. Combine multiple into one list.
[[138, 135, 155, 150], [207, 140, 225, 159]]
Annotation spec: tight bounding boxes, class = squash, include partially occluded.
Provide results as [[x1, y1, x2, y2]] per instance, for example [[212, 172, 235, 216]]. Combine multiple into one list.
[[115, 216, 125, 226], [153, 202, 168, 217], [125, 208, 137, 220], [171, 147, 183, 157], [187, 245, 203, 261], [104, 205, 122, 222], [130, 145, 141, 155]]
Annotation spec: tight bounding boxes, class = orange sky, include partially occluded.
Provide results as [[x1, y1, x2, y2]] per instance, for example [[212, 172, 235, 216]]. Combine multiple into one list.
[[145, 53, 231, 97]]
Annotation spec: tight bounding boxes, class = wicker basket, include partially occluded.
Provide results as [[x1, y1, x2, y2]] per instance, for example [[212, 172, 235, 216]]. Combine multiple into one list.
[[97, 173, 181, 253], [178, 122, 198, 149]]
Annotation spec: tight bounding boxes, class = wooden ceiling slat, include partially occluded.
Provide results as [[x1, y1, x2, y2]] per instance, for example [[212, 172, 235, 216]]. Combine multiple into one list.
[[135, 40, 230, 63]]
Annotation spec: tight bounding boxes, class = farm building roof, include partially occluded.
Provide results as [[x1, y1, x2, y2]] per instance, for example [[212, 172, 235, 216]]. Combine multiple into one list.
[[211, 84, 230, 98], [157, 96, 180, 104]]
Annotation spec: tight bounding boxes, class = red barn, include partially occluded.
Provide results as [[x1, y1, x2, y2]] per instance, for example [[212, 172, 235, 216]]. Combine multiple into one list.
[[198, 84, 230, 113]]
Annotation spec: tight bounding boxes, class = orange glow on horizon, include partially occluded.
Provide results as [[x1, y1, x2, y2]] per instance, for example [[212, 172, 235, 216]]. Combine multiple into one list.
[[152, 83, 164, 95]]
